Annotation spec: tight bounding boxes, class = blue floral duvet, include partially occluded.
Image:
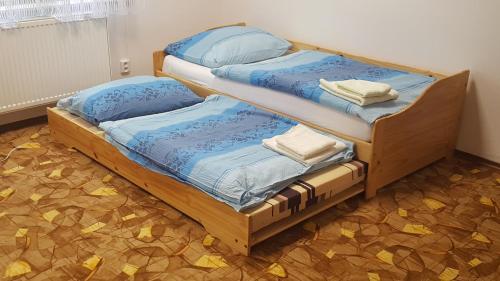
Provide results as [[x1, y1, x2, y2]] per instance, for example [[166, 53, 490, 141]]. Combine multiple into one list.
[[212, 51, 436, 124], [100, 95, 354, 211]]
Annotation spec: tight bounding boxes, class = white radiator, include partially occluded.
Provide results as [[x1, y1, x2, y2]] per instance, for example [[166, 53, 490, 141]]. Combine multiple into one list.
[[0, 18, 111, 114]]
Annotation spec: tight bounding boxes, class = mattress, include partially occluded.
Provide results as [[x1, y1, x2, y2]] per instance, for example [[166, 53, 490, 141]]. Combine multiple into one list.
[[163, 55, 373, 141]]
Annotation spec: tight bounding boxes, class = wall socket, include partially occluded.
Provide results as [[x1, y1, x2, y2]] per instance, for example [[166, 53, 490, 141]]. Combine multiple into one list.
[[120, 58, 130, 74]]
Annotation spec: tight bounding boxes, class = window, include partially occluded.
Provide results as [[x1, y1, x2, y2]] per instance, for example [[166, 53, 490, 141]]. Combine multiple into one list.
[[0, 0, 134, 28]]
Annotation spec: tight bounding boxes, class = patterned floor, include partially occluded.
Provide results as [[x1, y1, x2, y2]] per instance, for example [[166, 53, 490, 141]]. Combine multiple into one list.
[[0, 123, 499, 281]]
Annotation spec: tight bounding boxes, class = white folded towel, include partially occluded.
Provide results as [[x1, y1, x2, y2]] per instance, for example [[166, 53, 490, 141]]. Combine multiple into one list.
[[319, 83, 399, 106], [262, 124, 346, 165], [334, 79, 392, 97], [263, 137, 346, 166], [274, 124, 336, 159]]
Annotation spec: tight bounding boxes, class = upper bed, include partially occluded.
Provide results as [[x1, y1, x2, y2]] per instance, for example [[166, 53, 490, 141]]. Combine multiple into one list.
[[159, 24, 442, 142], [154, 23, 469, 200]]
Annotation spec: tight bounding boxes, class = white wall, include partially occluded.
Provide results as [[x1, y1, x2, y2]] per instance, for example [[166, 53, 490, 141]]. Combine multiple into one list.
[[107, 0, 233, 79], [109, 0, 500, 163]]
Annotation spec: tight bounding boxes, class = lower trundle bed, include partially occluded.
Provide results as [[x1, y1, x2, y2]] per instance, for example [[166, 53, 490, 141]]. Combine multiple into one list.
[[47, 87, 366, 256]]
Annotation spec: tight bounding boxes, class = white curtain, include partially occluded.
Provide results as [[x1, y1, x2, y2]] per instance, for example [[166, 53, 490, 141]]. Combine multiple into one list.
[[0, 0, 135, 28]]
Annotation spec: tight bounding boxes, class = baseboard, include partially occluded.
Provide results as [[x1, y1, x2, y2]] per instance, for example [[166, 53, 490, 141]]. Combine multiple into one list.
[[0, 115, 48, 133], [0, 102, 55, 126], [454, 150, 500, 169]]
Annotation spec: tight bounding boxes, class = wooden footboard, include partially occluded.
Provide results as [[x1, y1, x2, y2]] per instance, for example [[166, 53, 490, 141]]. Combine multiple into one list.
[[153, 23, 470, 199], [366, 70, 469, 197]]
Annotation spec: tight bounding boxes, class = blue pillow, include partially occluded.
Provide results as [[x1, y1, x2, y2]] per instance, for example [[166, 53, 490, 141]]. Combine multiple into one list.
[[57, 76, 203, 125], [165, 26, 291, 68]]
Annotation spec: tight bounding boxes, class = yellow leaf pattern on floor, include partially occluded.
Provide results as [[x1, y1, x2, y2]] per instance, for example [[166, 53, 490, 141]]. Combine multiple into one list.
[[267, 263, 287, 277], [0, 187, 15, 198], [479, 196, 494, 207], [202, 234, 215, 246], [48, 168, 63, 179], [398, 208, 408, 217], [194, 255, 228, 269], [468, 258, 482, 267], [17, 142, 41, 149], [137, 226, 152, 239], [82, 255, 102, 271], [39, 160, 53, 166], [4, 260, 31, 277], [439, 267, 459, 281], [122, 263, 139, 276], [2, 166, 24, 175], [325, 249, 336, 259], [102, 174, 113, 183], [367, 272, 381, 281], [42, 210, 60, 223], [471, 232, 491, 243], [15, 228, 28, 238], [30, 133, 40, 139], [90, 187, 118, 196], [376, 249, 394, 265], [122, 213, 137, 221], [81, 222, 106, 234], [470, 168, 481, 174], [402, 224, 433, 235], [423, 198, 446, 210], [30, 193, 43, 202], [1, 123, 499, 280], [341, 228, 355, 239], [449, 174, 463, 182]]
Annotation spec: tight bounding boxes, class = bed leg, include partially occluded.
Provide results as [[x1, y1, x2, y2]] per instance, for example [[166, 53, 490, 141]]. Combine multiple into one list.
[[202, 220, 251, 256], [364, 181, 377, 199]]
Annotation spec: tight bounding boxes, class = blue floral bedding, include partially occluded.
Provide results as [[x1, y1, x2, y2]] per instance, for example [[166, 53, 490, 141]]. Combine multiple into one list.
[[212, 51, 436, 124], [57, 76, 203, 125], [99, 95, 354, 211]]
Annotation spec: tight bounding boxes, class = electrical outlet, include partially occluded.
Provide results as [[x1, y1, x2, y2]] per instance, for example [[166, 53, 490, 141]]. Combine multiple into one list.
[[120, 58, 130, 74]]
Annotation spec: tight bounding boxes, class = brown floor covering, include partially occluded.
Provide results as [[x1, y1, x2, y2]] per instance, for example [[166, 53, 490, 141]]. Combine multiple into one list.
[[0, 123, 499, 281]]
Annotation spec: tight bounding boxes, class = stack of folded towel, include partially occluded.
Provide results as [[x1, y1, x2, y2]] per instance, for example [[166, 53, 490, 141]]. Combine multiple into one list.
[[263, 124, 346, 165], [319, 79, 399, 106]]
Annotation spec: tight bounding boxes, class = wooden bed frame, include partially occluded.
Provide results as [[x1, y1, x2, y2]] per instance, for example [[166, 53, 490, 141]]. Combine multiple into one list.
[[48, 85, 365, 256], [153, 22, 470, 198]]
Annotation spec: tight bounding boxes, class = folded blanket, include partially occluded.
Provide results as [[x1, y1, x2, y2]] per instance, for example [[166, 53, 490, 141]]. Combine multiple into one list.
[[274, 124, 336, 159], [263, 136, 347, 166], [319, 83, 399, 106], [335, 79, 391, 97]]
